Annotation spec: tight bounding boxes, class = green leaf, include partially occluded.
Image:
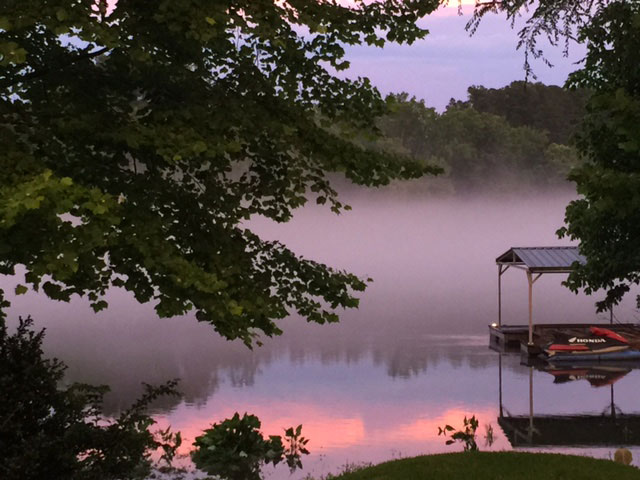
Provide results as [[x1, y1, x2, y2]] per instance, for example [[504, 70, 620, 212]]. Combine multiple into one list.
[[15, 284, 28, 295], [0, 17, 11, 31], [91, 300, 109, 312], [192, 141, 207, 153]]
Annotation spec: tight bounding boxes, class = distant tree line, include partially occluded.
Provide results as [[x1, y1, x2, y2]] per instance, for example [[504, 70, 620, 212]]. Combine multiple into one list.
[[374, 82, 589, 192], [452, 82, 589, 145]]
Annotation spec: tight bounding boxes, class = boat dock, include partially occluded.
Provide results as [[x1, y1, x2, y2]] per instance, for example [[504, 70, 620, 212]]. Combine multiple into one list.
[[492, 247, 640, 358], [489, 322, 640, 357]]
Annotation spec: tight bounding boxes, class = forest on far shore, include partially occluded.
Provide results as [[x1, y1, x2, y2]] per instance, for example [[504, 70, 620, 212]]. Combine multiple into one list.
[[371, 81, 590, 193]]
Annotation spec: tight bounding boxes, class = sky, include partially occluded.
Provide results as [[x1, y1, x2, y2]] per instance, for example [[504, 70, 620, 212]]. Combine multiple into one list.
[[339, 3, 586, 110]]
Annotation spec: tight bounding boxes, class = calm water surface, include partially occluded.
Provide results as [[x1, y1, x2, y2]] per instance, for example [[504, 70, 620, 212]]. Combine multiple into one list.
[[5, 189, 640, 478]]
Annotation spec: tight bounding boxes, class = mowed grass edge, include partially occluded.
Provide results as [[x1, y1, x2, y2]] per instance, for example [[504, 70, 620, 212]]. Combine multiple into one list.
[[333, 452, 639, 480]]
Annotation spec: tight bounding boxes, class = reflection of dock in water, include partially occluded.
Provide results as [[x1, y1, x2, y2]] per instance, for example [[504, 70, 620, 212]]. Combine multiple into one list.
[[499, 414, 640, 447], [544, 364, 631, 388], [497, 356, 640, 447]]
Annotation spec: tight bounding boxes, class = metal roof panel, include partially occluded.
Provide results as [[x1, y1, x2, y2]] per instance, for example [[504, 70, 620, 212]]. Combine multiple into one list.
[[497, 247, 585, 271]]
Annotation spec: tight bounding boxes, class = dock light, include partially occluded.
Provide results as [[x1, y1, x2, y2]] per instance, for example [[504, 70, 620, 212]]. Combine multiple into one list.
[[491, 322, 498, 328]]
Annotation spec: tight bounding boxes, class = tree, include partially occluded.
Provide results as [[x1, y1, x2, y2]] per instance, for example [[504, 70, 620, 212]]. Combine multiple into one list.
[[558, 1, 640, 311], [434, 105, 551, 186], [375, 93, 574, 191], [376, 93, 440, 161], [471, 0, 640, 309], [0, 0, 442, 345], [460, 81, 589, 144]]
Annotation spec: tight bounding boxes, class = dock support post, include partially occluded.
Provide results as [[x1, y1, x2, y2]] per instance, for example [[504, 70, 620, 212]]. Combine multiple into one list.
[[526, 272, 542, 346], [528, 366, 534, 444], [498, 354, 503, 418], [498, 265, 502, 326], [497, 265, 509, 327], [610, 307, 613, 325], [527, 271, 533, 345], [610, 384, 615, 418]]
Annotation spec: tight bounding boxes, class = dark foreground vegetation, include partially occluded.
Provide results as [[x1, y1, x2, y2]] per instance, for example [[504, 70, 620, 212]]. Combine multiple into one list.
[[333, 452, 639, 480], [0, 317, 181, 480], [0, 318, 307, 480]]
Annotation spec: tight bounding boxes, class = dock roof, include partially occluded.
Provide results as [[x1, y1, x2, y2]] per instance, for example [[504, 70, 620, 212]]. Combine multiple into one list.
[[496, 246, 585, 273]]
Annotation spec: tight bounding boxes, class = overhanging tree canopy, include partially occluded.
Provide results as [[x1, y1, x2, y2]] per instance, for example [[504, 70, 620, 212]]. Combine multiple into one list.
[[471, 0, 640, 311], [559, 1, 640, 310], [0, 0, 442, 345]]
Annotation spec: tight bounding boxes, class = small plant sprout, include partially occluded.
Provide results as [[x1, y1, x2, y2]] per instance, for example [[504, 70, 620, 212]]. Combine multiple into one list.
[[438, 415, 480, 452]]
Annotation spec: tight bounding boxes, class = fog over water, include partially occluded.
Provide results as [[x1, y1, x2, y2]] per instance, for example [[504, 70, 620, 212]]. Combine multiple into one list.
[[4, 187, 640, 478]]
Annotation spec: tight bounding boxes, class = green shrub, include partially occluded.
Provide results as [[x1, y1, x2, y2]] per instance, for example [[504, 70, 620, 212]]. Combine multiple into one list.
[[191, 412, 309, 480], [0, 316, 181, 480]]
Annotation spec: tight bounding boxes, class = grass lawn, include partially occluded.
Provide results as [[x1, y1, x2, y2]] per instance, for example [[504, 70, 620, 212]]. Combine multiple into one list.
[[333, 452, 639, 480]]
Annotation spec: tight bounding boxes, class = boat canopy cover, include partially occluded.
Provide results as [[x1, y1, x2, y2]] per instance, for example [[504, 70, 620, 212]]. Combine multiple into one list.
[[496, 247, 586, 273]]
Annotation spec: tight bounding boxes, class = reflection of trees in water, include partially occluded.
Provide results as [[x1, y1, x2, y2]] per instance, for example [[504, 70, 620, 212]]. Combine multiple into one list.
[[228, 358, 261, 389], [100, 348, 274, 414], [34, 319, 278, 414], [25, 309, 500, 414], [374, 343, 496, 379], [74, 333, 499, 414], [279, 319, 499, 378]]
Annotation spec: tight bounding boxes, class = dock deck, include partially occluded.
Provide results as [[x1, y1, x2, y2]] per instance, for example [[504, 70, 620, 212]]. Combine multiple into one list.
[[489, 323, 640, 356]]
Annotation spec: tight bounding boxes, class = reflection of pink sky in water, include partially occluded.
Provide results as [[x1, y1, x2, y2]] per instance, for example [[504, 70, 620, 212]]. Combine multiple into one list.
[[150, 351, 640, 479], [157, 399, 510, 477], [161, 405, 507, 453]]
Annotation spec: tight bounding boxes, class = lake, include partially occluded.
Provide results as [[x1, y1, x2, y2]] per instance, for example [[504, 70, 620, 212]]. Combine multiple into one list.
[[4, 187, 640, 478]]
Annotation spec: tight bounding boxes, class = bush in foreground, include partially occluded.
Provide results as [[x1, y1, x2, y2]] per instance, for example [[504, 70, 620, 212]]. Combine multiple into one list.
[[0, 316, 181, 480]]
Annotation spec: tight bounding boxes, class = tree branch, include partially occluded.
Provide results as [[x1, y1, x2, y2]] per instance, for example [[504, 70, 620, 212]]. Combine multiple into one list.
[[1, 46, 111, 91]]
